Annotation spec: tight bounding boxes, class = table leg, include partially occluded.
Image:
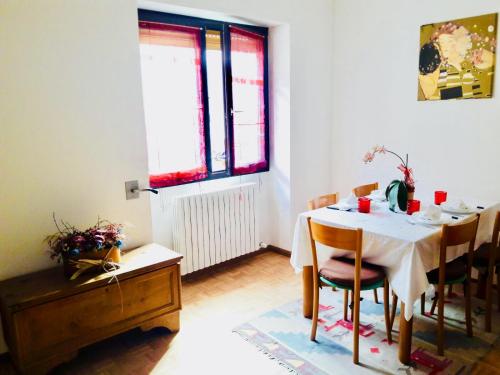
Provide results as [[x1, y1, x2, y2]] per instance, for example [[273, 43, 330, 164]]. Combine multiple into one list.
[[303, 266, 313, 319], [398, 302, 413, 364]]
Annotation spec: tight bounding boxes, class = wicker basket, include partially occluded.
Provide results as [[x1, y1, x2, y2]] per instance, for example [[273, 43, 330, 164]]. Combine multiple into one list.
[[63, 247, 121, 279]]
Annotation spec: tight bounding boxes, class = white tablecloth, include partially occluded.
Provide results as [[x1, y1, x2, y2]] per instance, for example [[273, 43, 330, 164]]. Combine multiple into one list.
[[291, 201, 500, 320]]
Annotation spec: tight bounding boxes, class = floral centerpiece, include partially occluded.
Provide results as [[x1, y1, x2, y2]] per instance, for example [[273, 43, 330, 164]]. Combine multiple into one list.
[[363, 145, 415, 196], [45, 215, 124, 279]]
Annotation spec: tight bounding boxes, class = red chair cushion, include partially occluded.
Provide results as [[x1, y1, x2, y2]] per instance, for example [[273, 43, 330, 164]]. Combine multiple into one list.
[[319, 257, 385, 289]]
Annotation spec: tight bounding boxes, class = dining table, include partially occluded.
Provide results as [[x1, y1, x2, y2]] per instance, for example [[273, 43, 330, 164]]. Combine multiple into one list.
[[291, 197, 500, 364]]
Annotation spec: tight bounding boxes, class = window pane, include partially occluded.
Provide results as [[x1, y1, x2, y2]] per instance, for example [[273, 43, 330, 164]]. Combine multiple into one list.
[[205, 30, 226, 172], [230, 27, 267, 174], [139, 22, 207, 188]]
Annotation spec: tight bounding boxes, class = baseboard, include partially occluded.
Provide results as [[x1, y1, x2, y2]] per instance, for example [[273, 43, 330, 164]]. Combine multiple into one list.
[[181, 247, 269, 282], [267, 245, 291, 257]]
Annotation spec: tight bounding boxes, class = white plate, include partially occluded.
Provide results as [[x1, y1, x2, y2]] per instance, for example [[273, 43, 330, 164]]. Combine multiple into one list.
[[328, 200, 380, 212], [328, 203, 357, 211], [411, 212, 452, 225], [440, 203, 475, 214], [366, 193, 387, 202]]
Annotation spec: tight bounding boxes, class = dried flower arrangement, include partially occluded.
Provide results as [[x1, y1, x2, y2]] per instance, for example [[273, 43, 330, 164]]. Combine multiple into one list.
[[45, 214, 124, 279], [46, 215, 123, 261]]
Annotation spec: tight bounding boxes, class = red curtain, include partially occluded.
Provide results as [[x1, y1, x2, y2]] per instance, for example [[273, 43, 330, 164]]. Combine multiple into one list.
[[139, 21, 207, 188], [229, 27, 268, 175]]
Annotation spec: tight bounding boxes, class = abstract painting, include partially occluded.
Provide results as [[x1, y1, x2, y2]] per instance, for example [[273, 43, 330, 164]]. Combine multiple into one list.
[[418, 13, 498, 101]]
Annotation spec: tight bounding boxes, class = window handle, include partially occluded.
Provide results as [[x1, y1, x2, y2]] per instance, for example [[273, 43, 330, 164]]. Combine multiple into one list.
[[133, 188, 159, 194]]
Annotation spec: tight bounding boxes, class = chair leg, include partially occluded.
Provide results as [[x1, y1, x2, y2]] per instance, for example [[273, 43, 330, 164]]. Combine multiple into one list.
[[390, 291, 398, 331], [430, 292, 438, 316], [310, 276, 320, 341], [343, 289, 349, 321], [464, 280, 473, 337], [497, 270, 500, 312], [447, 284, 453, 297], [350, 290, 354, 322], [437, 285, 445, 356], [420, 293, 426, 315], [373, 288, 379, 304], [485, 269, 494, 332], [353, 286, 360, 364], [383, 279, 392, 343]]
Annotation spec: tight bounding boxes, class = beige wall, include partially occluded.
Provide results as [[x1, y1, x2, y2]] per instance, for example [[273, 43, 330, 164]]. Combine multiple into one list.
[[0, 0, 153, 280], [0, 0, 154, 351]]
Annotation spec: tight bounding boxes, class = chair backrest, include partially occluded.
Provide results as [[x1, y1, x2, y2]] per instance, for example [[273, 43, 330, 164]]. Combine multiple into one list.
[[307, 217, 362, 283], [308, 193, 339, 210], [353, 182, 379, 198], [441, 214, 479, 247], [438, 214, 480, 285]]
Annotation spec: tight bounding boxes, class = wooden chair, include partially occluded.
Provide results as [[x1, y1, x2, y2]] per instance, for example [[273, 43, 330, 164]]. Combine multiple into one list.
[[389, 215, 480, 355], [353, 182, 379, 199], [472, 211, 500, 332], [353, 183, 381, 304], [430, 215, 479, 355], [308, 193, 339, 210], [308, 193, 340, 293], [307, 218, 392, 364]]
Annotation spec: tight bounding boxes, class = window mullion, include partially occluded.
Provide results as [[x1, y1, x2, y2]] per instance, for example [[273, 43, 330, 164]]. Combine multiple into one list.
[[222, 24, 235, 176], [199, 27, 213, 178]]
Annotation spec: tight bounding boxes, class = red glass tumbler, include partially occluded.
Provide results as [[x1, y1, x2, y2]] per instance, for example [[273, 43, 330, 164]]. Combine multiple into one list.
[[358, 197, 371, 213], [407, 199, 421, 215], [434, 191, 447, 205]]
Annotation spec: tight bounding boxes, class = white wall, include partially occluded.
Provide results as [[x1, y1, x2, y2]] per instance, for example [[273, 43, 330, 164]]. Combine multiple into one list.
[[331, 0, 500, 203]]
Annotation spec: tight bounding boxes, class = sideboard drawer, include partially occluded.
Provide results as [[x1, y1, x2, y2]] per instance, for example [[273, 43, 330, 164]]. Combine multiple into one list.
[[14, 265, 180, 363]]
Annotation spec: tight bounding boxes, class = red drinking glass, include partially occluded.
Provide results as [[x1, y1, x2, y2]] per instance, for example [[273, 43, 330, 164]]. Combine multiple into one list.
[[407, 199, 421, 215], [434, 191, 447, 205], [358, 197, 371, 213]]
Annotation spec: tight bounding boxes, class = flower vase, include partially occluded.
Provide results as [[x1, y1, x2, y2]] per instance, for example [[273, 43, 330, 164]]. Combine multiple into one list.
[[386, 180, 408, 212]]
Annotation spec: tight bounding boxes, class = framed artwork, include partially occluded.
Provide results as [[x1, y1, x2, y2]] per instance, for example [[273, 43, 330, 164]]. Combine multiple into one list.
[[418, 13, 498, 101]]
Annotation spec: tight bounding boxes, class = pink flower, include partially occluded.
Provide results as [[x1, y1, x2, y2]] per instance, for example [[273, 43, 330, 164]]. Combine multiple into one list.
[[373, 145, 386, 154], [398, 164, 415, 189], [363, 152, 375, 163], [363, 146, 415, 190], [363, 145, 387, 163]]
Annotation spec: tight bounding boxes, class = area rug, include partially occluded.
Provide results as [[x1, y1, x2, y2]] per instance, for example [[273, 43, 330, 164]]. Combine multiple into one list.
[[233, 288, 499, 374]]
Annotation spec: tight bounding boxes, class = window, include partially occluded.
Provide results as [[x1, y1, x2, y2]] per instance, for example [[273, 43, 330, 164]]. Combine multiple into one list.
[[138, 11, 269, 188]]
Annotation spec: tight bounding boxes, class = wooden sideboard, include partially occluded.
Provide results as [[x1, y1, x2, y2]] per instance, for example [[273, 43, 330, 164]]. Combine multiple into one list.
[[0, 244, 182, 374]]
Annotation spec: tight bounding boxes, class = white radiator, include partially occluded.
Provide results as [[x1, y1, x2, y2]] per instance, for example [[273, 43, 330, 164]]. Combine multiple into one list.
[[173, 183, 260, 275]]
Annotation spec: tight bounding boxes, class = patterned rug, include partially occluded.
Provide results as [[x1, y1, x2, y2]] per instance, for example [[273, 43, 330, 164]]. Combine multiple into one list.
[[233, 288, 499, 374]]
